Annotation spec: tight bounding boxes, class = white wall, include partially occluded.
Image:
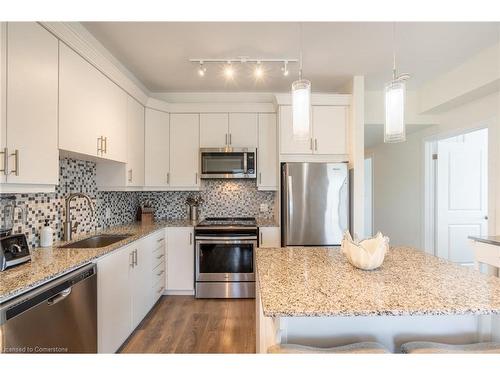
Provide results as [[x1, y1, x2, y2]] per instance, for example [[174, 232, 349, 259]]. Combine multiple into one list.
[[366, 91, 499, 250]]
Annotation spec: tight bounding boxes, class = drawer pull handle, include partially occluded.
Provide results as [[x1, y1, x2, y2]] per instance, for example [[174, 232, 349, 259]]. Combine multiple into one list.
[[157, 238, 165, 243], [157, 270, 165, 276], [156, 254, 164, 260]]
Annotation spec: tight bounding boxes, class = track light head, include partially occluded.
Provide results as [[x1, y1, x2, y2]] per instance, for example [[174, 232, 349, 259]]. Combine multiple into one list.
[[224, 62, 234, 79], [198, 62, 207, 77], [254, 62, 264, 79], [281, 61, 289, 76]]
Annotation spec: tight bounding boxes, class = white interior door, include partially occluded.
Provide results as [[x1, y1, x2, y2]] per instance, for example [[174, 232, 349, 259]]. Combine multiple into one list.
[[436, 129, 488, 264]]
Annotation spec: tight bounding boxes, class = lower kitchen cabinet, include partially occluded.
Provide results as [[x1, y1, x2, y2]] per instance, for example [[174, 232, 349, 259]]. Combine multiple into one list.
[[96, 229, 166, 353], [259, 227, 281, 248], [166, 227, 194, 294], [97, 243, 134, 354]]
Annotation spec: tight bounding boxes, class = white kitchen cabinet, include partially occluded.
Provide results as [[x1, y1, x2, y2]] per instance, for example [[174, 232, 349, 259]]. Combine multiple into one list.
[[280, 105, 348, 156], [126, 96, 145, 187], [145, 108, 170, 187], [59, 42, 127, 162], [312, 106, 348, 155], [257, 113, 278, 190], [130, 241, 152, 327], [1, 22, 58, 186], [259, 227, 281, 248], [166, 227, 194, 293], [279, 105, 312, 154], [229, 113, 258, 148], [97, 244, 133, 353], [200, 113, 228, 147], [169, 114, 200, 189]]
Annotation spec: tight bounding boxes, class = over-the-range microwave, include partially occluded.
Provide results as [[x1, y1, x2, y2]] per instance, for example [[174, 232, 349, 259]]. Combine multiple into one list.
[[200, 148, 256, 179]]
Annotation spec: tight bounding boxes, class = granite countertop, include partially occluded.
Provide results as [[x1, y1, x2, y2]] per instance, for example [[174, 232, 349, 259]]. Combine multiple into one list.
[[0, 219, 194, 304], [256, 246, 500, 318], [256, 218, 279, 227], [469, 235, 500, 246]]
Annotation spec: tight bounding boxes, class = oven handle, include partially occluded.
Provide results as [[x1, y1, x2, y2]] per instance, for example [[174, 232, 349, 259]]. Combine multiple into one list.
[[195, 236, 257, 241]]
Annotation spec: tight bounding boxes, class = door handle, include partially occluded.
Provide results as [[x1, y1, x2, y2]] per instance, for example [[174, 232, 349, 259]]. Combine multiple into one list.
[[47, 287, 72, 306], [10, 150, 19, 176], [0, 147, 7, 175]]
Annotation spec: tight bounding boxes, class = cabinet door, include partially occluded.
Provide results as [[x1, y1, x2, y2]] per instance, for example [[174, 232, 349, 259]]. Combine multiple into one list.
[[259, 227, 281, 248], [169, 114, 199, 188], [145, 108, 170, 187], [257, 113, 277, 190], [229, 113, 258, 148], [200, 113, 228, 147], [166, 227, 194, 292], [279, 105, 312, 154], [312, 106, 348, 155], [131, 240, 152, 328], [126, 96, 145, 186], [97, 245, 133, 353], [6, 22, 58, 185], [59, 43, 127, 162]]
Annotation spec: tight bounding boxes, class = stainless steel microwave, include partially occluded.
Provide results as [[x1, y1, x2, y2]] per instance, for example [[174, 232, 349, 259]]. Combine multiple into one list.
[[200, 148, 256, 179]]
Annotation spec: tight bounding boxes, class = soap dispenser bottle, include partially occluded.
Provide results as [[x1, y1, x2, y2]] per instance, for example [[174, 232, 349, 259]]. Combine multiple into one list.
[[40, 218, 54, 247]]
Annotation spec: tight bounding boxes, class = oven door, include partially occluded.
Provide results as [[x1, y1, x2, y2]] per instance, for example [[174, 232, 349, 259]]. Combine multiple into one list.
[[200, 148, 256, 179], [195, 236, 256, 282]]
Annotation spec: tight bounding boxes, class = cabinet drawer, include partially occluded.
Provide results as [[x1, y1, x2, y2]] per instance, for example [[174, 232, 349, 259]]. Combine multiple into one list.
[[153, 278, 165, 300], [152, 249, 165, 269], [152, 261, 165, 285]]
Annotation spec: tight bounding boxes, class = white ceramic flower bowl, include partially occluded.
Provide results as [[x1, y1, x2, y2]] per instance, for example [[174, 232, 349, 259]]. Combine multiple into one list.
[[341, 231, 390, 270]]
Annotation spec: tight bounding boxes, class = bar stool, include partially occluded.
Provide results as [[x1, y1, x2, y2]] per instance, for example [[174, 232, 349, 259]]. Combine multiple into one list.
[[268, 342, 390, 354], [401, 341, 500, 354]]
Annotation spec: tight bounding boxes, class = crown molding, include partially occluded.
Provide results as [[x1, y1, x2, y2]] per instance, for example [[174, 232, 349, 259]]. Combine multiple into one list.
[[274, 93, 352, 106], [40, 22, 150, 105]]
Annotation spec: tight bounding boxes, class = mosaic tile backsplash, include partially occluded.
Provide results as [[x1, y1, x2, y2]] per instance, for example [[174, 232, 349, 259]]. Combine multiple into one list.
[[0, 158, 275, 248]]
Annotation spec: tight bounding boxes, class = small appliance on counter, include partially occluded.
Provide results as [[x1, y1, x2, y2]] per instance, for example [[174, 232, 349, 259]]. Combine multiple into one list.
[[0, 195, 30, 271], [137, 201, 155, 224]]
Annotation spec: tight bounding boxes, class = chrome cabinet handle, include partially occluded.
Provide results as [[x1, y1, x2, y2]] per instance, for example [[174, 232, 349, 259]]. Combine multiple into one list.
[[103, 137, 108, 154], [0, 147, 7, 175], [167, 172, 170, 185], [315, 139, 318, 151], [189, 232, 193, 245], [133, 249, 138, 266], [260, 231, 263, 244], [225, 133, 228, 145], [47, 287, 72, 306], [128, 169, 133, 182], [130, 251, 134, 267], [156, 254, 164, 260], [310, 138, 313, 150], [157, 270, 165, 276], [97, 137, 102, 155], [10, 150, 19, 176], [157, 237, 165, 243], [229, 133, 232, 145], [259, 172, 262, 184], [195, 172, 198, 184]]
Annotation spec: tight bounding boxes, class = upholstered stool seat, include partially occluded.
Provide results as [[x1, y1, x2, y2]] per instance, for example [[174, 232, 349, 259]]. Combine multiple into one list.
[[401, 341, 500, 354], [267, 342, 390, 354]]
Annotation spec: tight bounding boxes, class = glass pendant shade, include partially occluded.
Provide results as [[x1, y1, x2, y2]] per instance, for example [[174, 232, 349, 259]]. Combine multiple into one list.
[[292, 79, 311, 140], [384, 79, 406, 143]]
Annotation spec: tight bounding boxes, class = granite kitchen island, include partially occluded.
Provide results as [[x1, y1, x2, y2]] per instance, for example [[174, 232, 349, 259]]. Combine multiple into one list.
[[255, 247, 500, 353]]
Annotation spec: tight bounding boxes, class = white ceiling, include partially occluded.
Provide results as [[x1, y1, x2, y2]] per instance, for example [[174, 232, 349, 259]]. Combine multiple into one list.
[[82, 22, 499, 93], [364, 124, 434, 148]]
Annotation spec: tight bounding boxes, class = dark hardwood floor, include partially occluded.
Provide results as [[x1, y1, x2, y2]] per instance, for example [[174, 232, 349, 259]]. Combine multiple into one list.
[[120, 296, 256, 353]]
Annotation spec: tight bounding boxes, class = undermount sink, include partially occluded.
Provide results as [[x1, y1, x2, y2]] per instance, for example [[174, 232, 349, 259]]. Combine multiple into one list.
[[58, 234, 132, 249]]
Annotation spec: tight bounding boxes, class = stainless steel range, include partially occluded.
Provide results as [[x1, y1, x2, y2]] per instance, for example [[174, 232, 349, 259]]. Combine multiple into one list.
[[195, 217, 257, 299]]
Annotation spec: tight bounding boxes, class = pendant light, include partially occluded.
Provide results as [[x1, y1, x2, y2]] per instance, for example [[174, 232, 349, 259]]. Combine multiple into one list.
[[384, 23, 410, 143], [292, 23, 311, 141]]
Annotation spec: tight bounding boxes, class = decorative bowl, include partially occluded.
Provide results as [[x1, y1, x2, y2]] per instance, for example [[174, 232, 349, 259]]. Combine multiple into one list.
[[341, 231, 389, 270]]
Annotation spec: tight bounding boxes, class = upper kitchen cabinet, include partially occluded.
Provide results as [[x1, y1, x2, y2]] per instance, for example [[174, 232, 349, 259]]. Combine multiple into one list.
[[200, 113, 228, 147], [199, 113, 257, 148], [125, 96, 145, 187], [279, 105, 312, 154], [169, 113, 200, 189], [312, 106, 348, 155], [257, 113, 278, 190], [279, 105, 348, 156], [59, 42, 127, 163], [1, 22, 58, 187], [145, 108, 170, 188], [228, 113, 258, 148]]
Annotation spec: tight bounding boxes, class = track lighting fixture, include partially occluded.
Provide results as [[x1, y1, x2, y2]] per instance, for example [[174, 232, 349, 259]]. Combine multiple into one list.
[[224, 62, 234, 79], [197, 62, 206, 77], [281, 61, 289, 76], [254, 61, 264, 79]]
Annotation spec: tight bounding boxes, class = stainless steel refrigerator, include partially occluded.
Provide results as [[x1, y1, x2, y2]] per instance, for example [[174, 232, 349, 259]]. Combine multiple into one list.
[[281, 162, 349, 246]]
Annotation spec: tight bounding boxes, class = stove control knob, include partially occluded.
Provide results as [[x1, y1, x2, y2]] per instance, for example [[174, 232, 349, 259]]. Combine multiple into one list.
[[11, 244, 22, 253]]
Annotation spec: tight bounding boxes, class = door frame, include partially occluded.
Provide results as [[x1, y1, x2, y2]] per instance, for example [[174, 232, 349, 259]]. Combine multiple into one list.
[[423, 125, 491, 256]]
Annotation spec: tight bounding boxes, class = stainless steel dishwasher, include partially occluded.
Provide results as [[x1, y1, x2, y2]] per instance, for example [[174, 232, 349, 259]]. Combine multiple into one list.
[[0, 263, 97, 353]]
